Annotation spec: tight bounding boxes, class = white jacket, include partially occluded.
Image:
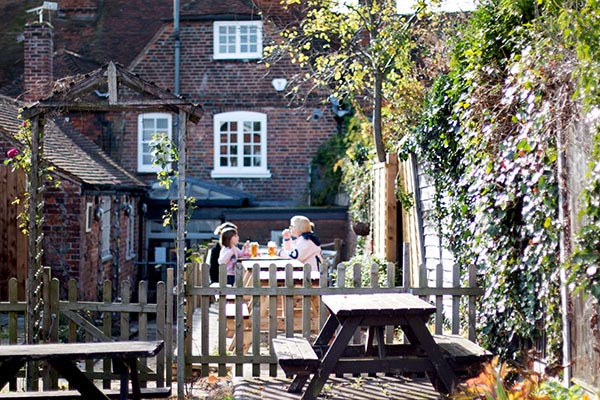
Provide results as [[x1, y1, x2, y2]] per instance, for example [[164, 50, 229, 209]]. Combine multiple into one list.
[[280, 233, 323, 271]]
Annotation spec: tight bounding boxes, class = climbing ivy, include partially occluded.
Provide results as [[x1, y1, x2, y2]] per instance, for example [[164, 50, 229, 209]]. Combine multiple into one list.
[[411, 0, 584, 367]]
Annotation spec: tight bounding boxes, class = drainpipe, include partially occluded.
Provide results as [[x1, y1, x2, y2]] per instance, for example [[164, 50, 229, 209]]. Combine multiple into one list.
[[174, 0, 180, 97], [173, 0, 180, 163]]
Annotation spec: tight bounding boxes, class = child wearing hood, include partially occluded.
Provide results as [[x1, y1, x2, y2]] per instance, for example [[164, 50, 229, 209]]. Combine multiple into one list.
[[279, 215, 323, 271]]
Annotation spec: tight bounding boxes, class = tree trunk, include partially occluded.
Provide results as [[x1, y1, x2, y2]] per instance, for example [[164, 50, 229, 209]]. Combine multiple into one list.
[[373, 71, 386, 162]]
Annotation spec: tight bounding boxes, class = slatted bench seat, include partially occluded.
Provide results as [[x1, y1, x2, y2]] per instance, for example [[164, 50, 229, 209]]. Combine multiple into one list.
[[0, 386, 172, 399], [272, 337, 320, 378], [434, 334, 492, 376]]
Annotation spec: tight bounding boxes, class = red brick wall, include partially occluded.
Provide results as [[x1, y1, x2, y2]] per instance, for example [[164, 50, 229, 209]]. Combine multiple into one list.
[[42, 184, 142, 301], [125, 20, 338, 205]]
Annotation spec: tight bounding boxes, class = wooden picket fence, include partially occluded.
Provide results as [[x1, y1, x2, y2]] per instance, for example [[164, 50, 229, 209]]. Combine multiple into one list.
[[184, 254, 484, 378], [0, 267, 173, 391]]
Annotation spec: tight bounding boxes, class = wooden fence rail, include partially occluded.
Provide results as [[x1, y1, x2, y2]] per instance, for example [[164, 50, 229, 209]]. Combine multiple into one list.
[[184, 256, 483, 378], [0, 267, 173, 391]]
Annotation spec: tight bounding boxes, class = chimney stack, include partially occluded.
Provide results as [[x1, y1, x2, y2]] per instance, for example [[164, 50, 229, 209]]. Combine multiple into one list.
[[23, 22, 54, 103]]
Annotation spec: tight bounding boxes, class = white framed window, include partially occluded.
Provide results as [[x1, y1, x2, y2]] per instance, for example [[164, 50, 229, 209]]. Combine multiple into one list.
[[125, 204, 136, 259], [99, 196, 112, 261], [137, 113, 172, 173], [212, 111, 271, 178], [213, 21, 263, 60], [85, 202, 93, 233]]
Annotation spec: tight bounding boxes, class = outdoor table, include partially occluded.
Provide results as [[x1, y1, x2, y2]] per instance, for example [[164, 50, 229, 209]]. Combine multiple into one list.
[[290, 293, 459, 399], [239, 259, 320, 334], [0, 340, 164, 400]]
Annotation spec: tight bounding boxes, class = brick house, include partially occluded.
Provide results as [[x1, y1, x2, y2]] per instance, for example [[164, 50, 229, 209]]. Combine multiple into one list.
[[0, 93, 148, 301], [0, 1, 349, 294]]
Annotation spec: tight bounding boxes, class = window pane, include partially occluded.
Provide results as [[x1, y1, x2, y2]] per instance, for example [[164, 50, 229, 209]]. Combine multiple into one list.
[[156, 118, 168, 130], [143, 119, 155, 130]]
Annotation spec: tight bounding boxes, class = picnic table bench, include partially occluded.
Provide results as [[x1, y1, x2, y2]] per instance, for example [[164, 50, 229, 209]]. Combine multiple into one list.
[[273, 293, 492, 399], [0, 340, 170, 400]]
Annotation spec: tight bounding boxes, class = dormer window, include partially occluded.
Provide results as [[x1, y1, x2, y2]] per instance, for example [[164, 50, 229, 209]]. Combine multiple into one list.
[[213, 21, 263, 60]]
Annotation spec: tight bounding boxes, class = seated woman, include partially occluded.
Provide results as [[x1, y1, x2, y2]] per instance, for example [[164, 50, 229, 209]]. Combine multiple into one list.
[[208, 222, 237, 283], [278, 215, 323, 271]]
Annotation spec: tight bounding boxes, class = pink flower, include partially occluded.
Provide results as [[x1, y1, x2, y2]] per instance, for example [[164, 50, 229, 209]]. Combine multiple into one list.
[[6, 148, 19, 158]]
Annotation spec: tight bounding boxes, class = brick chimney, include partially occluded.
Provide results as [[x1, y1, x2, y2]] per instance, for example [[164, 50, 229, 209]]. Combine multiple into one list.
[[23, 22, 54, 103]]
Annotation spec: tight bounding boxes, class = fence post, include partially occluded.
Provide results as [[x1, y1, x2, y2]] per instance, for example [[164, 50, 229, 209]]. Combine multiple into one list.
[[48, 277, 59, 389], [138, 280, 148, 387], [184, 263, 194, 379], [166, 268, 174, 386], [8, 278, 18, 391], [199, 262, 211, 378], [102, 280, 112, 389], [452, 260, 460, 335], [468, 264, 477, 342], [67, 280, 77, 342], [402, 243, 411, 291], [156, 280, 166, 387]]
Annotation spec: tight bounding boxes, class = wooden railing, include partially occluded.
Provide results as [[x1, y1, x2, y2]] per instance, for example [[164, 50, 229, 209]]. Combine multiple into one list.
[[0, 267, 173, 391], [184, 257, 483, 378]]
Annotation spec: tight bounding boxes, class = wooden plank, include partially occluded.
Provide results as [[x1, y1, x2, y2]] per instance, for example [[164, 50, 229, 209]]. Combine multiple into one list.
[[106, 62, 118, 105], [272, 338, 319, 376], [101, 281, 112, 390], [0, 341, 163, 360], [0, 387, 171, 399], [155, 281, 166, 386]]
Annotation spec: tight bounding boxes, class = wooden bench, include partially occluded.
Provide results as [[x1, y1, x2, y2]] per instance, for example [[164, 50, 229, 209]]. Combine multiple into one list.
[[431, 334, 492, 387], [273, 334, 491, 394], [272, 338, 320, 378], [0, 341, 164, 400], [0, 387, 171, 399]]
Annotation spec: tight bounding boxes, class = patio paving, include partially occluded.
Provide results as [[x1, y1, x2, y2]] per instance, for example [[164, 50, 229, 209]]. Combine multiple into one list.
[[191, 306, 444, 399], [232, 374, 442, 399]]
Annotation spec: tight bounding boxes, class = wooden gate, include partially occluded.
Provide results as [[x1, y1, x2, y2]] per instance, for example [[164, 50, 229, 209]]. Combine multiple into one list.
[[0, 166, 27, 301]]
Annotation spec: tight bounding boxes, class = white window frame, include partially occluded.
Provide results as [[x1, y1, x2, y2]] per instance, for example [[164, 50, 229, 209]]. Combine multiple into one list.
[[125, 204, 136, 260], [137, 113, 172, 173], [212, 111, 271, 178], [85, 202, 93, 233], [100, 196, 112, 261], [213, 21, 263, 60]]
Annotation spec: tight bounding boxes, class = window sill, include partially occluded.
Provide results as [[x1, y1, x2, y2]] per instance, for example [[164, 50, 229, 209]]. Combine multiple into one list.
[[101, 252, 113, 263], [211, 170, 272, 179]]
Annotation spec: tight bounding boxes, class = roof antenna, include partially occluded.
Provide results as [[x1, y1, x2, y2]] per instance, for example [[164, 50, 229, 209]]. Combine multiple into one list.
[[26, 2, 58, 23]]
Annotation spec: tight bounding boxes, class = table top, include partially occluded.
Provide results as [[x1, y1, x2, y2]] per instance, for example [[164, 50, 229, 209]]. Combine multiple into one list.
[[240, 259, 304, 269], [0, 340, 164, 361], [323, 293, 435, 317]]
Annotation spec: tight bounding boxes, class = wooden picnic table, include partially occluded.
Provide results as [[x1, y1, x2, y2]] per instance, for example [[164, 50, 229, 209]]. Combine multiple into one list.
[[0, 340, 167, 400], [273, 293, 492, 400]]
